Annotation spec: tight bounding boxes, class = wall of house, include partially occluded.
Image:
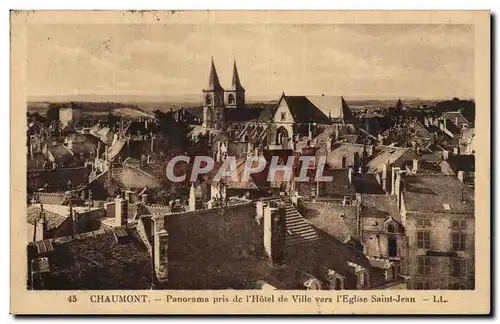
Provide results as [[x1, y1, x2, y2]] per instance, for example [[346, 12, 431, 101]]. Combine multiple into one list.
[[153, 202, 264, 288], [272, 99, 294, 140], [405, 211, 475, 290], [361, 217, 406, 260]]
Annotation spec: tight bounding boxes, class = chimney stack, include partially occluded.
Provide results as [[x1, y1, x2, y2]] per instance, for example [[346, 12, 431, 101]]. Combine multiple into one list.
[[457, 170, 465, 183], [141, 193, 148, 204], [115, 196, 128, 227], [443, 150, 449, 160], [412, 159, 419, 173], [394, 171, 402, 211], [34, 207, 48, 242], [154, 228, 169, 283], [263, 204, 286, 265], [189, 183, 196, 212], [391, 167, 401, 195], [382, 163, 388, 192], [348, 167, 353, 185]]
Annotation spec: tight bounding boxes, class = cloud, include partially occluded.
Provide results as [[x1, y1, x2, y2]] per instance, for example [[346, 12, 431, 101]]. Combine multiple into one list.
[[27, 23, 475, 99]]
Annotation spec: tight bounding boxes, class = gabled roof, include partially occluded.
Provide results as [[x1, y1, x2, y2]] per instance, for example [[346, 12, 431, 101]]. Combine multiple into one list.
[[203, 58, 224, 92], [279, 95, 331, 124], [367, 146, 414, 173], [442, 111, 470, 124], [306, 95, 354, 121]]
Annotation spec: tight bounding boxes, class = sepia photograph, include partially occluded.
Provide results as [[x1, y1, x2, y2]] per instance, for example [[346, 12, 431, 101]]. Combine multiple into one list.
[[11, 10, 490, 314]]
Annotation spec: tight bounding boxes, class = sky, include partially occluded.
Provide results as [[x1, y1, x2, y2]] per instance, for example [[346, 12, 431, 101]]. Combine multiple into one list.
[[27, 23, 474, 101]]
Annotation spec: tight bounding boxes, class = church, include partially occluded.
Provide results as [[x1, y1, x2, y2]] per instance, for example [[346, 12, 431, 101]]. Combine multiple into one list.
[[194, 58, 358, 156]]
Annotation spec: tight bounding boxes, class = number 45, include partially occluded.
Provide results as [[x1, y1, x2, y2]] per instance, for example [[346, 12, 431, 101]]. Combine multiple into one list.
[[67, 295, 77, 303]]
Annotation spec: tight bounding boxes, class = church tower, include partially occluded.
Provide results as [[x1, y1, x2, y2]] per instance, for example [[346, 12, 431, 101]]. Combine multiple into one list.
[[202, 58, 226, 130], [225, 60, 245, 109]]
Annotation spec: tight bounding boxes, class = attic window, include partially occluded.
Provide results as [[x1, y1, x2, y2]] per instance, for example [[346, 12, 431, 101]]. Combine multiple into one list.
[[443, 203, 451, 211]]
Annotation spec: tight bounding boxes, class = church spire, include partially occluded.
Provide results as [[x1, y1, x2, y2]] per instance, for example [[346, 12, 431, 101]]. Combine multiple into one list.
[[205, 57, 224, 92], [231, 60, 244, 91]]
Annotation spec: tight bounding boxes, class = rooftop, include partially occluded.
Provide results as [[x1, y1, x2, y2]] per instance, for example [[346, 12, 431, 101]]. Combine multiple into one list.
[[31, 227, 152, 290], [403, 175, 474, 214]]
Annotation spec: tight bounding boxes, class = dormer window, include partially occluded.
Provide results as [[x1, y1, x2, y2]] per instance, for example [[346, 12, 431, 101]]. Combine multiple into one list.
[[281, 112, 287, 121], [205, 94, 212, 105]]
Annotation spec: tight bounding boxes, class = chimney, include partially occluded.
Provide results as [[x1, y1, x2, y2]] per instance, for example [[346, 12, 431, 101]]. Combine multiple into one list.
[[255, 200, 266, 223], [150, 132, 155, 153], [382, 163, 388, 192], [457, 170, 465, 183], [189, 183, 196, 212], [34, 208, 48, 241], [147, 155, 151, 164], [308, 124, 312, 140], [97, 141, 101, 159], [115, 196, 128, 227], [391, 167, 401, 195], [412, 159, 419, 173], [153, 228, 169, 283], [263, 204, 286, 265], [144, 119, 148, 130], [141, 193, 148, 204], [443, 150, 449, 160], [394, 171, 402, 210], [348, 167, 353, 185], [453, 147, 459, 155]]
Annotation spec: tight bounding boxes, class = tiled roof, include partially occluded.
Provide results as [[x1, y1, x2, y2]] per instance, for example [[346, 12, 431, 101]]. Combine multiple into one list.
[[403, 175, 474, 214], [367, 146, 414, 173], [32, 228, 152, 289], [27, 204, 68, 230], [28, 167, 91, 192], [47, 144, 74, 164]]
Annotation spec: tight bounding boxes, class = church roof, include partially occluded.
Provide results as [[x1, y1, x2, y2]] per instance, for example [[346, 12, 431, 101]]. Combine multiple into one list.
[[230, 61, 245, 91], [204, 58, 224, 92]]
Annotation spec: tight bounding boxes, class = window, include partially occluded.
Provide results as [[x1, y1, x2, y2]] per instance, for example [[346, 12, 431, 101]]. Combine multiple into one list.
[[451, 258, 467, 278], [205, 94, 212, 105], [417, 218, 431, 227], [452, 232, 467, 251], [451, 219, 467, 229], [228, 93, 235, 105], [281, 112, 287, 121], [417, 231, 431, 249], [415, 281, 432, 290], [417, 256, 431, 275]]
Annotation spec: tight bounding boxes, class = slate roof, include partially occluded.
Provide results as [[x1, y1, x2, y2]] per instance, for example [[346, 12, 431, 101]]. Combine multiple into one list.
[[402, 175, 474, 214], [306, 95, 354, 122], [203, 58, 224, 92], [281, 96, 331, 124], [229, 61, 244, 91], [225, 107, 265, 122], [352, 173, 385, 194], [442, 111, 470, 124], [361, 194, 401, 223]]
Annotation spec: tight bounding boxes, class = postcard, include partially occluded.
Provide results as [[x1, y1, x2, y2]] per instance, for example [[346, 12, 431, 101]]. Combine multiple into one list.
[[10, 10, 490, 315]]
